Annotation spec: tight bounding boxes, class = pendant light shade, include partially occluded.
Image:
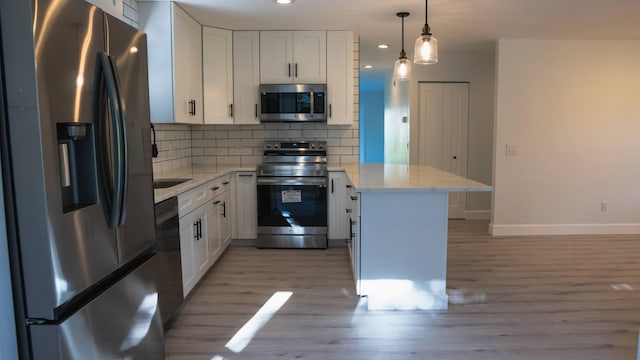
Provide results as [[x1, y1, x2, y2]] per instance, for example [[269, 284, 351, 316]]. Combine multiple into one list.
[[393, 12, 411, 82], [414, 0, 438, 64], [393, 57, 411, 82]]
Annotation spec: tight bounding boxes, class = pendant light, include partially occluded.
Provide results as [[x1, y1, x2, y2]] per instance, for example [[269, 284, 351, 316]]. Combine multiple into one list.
[[393, 12, 411, 81], [413, 0, 438, 64]]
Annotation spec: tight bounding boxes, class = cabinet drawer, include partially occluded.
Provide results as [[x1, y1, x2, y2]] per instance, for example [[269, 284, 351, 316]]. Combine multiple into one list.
[[178, 183, 213, 217], [209, 174, 231, 198], [178, 175, 232, 217]]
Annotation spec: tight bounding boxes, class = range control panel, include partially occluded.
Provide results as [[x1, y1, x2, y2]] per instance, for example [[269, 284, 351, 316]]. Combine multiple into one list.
[[263, 140, 326, 151]]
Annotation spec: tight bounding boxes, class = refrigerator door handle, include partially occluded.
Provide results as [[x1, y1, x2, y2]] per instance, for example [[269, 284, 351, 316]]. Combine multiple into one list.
[[94, 52, 125, 228], [107, 55, 128, 227]]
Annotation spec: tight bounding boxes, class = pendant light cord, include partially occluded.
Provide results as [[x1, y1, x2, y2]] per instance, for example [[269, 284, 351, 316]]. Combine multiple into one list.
[[401, 15, 405, 53], [397, 12, 409, 59], [423, 0, 431, 35]]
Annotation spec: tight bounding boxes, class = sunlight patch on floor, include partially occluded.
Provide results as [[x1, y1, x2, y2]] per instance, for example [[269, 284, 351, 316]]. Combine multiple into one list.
[[222, 291, 293, 354]]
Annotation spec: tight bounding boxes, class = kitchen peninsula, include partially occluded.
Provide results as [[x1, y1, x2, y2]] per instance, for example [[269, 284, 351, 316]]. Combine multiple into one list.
[[154, 163, 491, 311], [338, 163, 491, 310]]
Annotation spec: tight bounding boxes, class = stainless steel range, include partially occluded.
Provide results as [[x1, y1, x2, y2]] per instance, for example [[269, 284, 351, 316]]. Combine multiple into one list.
[[256, 140, 328, 248]]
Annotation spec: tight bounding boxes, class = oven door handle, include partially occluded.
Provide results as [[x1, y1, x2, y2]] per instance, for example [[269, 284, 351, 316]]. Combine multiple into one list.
[[257, 177, 327, 186]]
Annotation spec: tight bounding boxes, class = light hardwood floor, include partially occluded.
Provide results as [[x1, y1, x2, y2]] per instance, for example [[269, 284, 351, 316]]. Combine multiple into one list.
[[165, 220, 640, 359]]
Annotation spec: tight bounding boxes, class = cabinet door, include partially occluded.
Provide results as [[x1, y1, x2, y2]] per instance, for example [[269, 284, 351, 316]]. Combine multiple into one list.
[[218, 192, 231, 248], [171, 5, 192, 123], [179, 211, 200, 296], [328, 172, 349, 239], [326, 31, 354, 125], [193, 208, 209, 279], [207, 199, 221, 264], [352, 214, 361, 294], [186, 15, 203, 123], [260, 31, 294, 84], [293, 31, 326, 83], [233, 31, 260, 124], [140, 3, 202, 123], [235, 172, 257, 239], [203, 27, 233, 124]]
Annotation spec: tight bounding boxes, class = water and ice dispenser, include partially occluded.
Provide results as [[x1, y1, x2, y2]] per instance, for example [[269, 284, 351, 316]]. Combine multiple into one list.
[[57, 123, 97, 213]]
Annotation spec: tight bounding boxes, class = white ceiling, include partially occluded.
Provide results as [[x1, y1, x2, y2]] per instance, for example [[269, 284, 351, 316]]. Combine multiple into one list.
[[175, 0, 640, 71]]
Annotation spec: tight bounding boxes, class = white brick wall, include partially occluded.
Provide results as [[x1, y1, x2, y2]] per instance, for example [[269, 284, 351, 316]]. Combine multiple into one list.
[[151, 124, 192, 174]]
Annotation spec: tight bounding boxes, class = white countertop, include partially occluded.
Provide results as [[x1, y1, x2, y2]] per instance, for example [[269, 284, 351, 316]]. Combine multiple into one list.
[[339, 163, 492, 192], [153, 164, 254, 203], [154, 162, 491, 203]]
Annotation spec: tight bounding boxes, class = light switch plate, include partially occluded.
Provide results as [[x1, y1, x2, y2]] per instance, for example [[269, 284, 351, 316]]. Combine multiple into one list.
[[506, 144, 518, 156]]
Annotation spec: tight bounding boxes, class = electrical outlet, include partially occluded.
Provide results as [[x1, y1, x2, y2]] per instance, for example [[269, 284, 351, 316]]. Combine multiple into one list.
[[600, 202, 607, 212], [506, 144, 518, 156]]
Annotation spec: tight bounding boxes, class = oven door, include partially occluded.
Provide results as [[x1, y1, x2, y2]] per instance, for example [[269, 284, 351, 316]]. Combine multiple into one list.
[[257, 176, 327, 232]]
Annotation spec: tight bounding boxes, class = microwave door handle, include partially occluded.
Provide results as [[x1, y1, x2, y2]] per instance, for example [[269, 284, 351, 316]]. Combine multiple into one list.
[[310, 91, 314, 115]]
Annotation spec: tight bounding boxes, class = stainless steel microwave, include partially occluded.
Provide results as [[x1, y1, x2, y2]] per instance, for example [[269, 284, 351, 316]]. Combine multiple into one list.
[[259, 84, 327, 122]]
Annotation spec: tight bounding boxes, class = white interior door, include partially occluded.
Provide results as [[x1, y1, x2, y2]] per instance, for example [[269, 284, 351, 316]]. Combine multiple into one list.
[[417, 82, 469, 219]]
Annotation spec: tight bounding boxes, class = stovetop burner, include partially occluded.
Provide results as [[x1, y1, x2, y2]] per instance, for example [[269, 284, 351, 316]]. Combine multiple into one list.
[[258, 140, 327, 177]]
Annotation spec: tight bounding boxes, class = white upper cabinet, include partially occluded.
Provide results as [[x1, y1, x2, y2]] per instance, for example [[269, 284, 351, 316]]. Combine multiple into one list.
[[260, 31, 326, 84], [326, 31, 354, 125], [203, 26, 234, 124], [139, 2, 203, 124], [233, 31, 260, 125]]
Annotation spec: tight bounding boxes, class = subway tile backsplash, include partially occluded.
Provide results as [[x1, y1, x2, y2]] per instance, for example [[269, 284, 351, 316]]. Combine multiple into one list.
[[152, 36, 359, 173]]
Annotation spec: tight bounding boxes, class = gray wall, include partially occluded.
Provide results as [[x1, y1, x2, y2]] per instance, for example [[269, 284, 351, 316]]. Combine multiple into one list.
[[409, 46, 496, 214]]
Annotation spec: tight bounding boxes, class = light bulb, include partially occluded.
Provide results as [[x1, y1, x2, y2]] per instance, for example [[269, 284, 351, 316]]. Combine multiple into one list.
[[413, 34, 438, 64]]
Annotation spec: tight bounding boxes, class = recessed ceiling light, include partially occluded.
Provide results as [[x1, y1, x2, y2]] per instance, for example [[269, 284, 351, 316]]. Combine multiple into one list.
[[377, 44, 389, 49], [274, 0, 295, 4], [363, 65, 373, 69]]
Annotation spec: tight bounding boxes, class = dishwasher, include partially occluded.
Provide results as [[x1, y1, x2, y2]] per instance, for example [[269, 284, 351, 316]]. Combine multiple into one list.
[[154, 196, 182, 328]]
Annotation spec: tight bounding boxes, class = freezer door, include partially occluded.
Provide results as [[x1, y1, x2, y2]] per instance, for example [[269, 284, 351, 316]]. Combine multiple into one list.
[[105, 15, 157, 265], [10, 0, 121, 319], [29, 256, 165, 360]]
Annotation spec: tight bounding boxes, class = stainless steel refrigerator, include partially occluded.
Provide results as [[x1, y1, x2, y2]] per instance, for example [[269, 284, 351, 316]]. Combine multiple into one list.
[[0, 0, 164, 358]]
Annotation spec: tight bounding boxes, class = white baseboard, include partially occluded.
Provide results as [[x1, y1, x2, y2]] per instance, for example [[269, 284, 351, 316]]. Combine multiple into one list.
[[489, 223, 640, 236], [464, 210, 491, 220]]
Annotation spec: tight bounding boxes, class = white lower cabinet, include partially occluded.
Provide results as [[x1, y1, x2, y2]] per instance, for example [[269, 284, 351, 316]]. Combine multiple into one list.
[[346, 182, 360, 292], [179, 204, 210, 297], [215, 191, 232, 249], [328, 171, 349, 240], [234, 172, 257, 239], [206, 199, 221, 267], [178, 175, 232, 297]]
